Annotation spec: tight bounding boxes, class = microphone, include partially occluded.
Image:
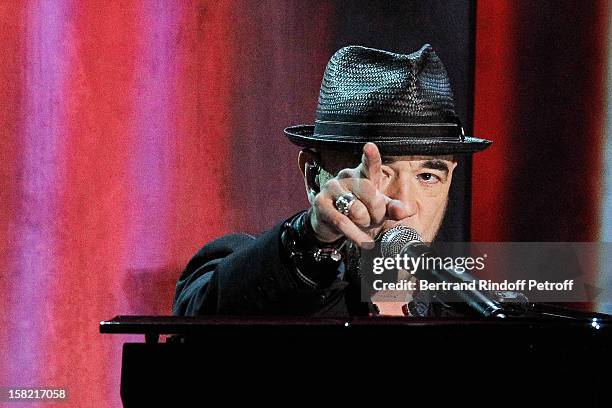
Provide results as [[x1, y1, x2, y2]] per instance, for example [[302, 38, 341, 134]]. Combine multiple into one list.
[[381, 226, 507, 318]]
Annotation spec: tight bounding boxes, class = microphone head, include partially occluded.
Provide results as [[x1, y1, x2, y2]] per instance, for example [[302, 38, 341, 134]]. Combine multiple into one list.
[[381, 226, 422, 258]]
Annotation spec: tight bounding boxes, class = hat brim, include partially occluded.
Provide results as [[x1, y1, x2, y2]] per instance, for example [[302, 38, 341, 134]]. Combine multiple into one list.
[[284, 125, 492, 155]]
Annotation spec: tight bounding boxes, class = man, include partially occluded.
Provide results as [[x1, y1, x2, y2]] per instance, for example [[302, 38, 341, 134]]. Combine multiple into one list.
[[172, 44, 491, 317]]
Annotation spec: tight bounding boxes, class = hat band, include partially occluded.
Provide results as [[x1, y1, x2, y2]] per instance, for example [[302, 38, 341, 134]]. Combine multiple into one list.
[[313, 119, 463, 139]]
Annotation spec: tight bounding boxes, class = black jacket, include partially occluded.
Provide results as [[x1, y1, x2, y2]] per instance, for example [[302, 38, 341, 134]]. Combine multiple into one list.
[[173, 220, 371, 317], [172, 213, 472, 318]]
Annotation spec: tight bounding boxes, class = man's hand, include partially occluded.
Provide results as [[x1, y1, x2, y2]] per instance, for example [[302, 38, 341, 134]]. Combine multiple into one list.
[[309, 143, 410, 247]]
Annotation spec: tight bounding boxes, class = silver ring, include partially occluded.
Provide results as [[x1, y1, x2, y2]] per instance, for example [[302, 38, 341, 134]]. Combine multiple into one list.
[[334, 192, 356, 216]]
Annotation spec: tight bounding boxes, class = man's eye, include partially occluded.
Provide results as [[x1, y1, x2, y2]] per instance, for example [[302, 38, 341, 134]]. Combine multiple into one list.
[[417, 173, 440, 184]]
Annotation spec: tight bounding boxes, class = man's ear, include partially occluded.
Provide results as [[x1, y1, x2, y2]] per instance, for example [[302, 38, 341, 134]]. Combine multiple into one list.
[[451, 156, 458, 172], [298, 149, 320, 205], [446, 156, 459, 184]]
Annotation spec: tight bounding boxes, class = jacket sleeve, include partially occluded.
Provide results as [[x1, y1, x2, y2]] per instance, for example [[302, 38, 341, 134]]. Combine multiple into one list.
[[172, 221, 349, 316]]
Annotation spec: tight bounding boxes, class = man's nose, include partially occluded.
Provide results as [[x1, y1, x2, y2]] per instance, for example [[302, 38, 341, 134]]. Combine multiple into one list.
[[385, 178, 417, 217]]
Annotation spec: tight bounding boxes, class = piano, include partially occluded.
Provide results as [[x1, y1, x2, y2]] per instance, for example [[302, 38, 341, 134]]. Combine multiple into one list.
[[101, 304, 611, 406]]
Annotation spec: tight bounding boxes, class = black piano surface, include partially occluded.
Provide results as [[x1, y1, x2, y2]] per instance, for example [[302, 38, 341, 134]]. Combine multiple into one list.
[[101, 308, 612, 406]]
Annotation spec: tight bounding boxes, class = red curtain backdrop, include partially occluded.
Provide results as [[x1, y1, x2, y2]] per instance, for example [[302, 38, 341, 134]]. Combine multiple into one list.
[[0, 1, 608, 407], [472, 0, 608, 242], [0, 1, 329, 406]]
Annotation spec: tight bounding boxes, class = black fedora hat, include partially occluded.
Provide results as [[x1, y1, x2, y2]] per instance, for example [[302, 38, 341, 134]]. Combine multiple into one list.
[[284, 44, 491, 155]]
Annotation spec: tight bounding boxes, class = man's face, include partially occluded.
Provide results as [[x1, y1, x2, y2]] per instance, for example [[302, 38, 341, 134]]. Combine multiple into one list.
[[316, 150, 457, 243], [376, 155, 457, 242]]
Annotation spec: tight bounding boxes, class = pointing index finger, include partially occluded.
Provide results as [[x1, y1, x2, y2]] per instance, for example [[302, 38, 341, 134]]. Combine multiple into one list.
[[360, 142, 383, 187]]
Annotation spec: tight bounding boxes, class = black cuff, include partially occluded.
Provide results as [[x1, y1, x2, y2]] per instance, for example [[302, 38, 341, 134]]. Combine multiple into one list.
[[296, 208, 346, 249], [281, 210, 345, 289]]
